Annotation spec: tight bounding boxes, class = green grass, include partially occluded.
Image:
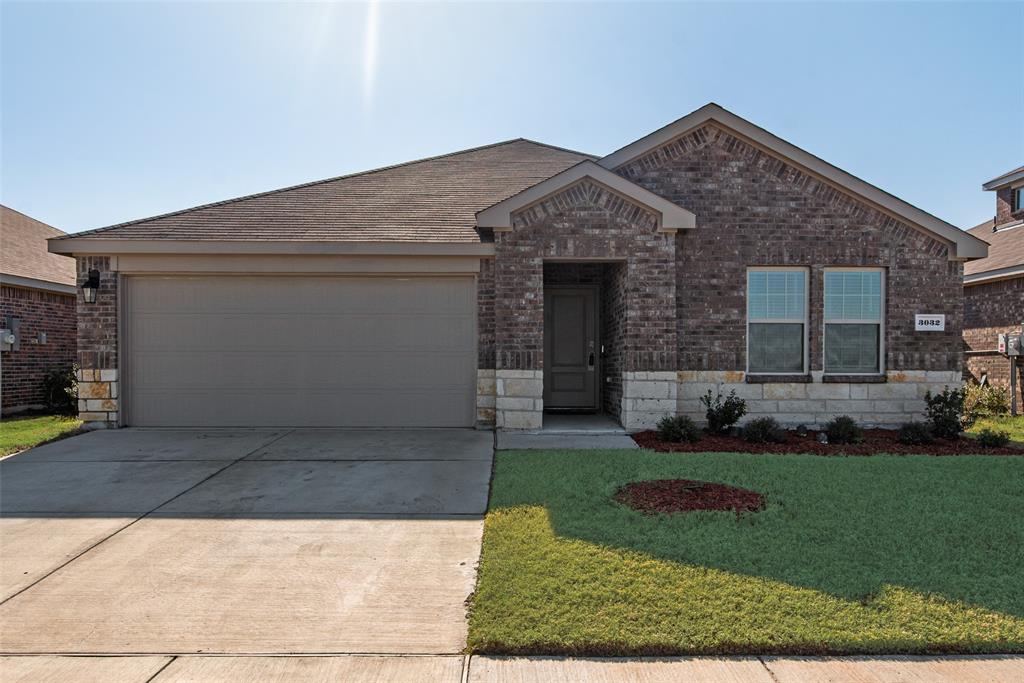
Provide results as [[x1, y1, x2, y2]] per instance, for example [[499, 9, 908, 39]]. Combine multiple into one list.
[[468, 450, 1024, 655], [0, 414, 83, 457], [968, 415, 1024, 442]]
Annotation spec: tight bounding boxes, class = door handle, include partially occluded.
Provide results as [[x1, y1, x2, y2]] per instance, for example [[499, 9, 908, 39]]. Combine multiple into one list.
[[588, 351, 596, 370]]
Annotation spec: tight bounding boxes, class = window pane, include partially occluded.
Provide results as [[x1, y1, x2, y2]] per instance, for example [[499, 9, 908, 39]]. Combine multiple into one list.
[[825, 271, 881, 321], [748, 270, 804, 320], [749, 323, 804, 373], [825, 324, 880, 373]]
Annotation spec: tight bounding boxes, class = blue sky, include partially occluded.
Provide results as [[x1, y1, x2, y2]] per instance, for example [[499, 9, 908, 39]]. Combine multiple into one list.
[[2, 1, 1021, 234]]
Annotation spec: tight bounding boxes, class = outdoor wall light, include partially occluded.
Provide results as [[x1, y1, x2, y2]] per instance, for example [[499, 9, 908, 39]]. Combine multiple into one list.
[[82, 269, 100, 304]]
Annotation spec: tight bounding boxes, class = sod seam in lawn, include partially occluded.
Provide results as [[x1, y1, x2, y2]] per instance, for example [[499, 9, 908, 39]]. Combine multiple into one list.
[[468, 450, 1024, 655]]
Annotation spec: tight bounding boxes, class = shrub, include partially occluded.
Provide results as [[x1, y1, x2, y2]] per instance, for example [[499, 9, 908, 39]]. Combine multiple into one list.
[[898, 421, 934, 445], [655, 415, 701, 443], [963, 383, 1010, 420], [42, 365, 77, 415], [924, 386, 969, 439], [976, 428, 1011, 448], [700, 389, 747, 435], [824, 415, 864, 444], [742, 417, 787, 444]]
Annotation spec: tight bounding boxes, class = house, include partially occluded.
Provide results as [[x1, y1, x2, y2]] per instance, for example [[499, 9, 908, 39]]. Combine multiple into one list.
[[1, 206, 77, 414], [48, 104, 987, 430], [963, 165, 1024, 408]]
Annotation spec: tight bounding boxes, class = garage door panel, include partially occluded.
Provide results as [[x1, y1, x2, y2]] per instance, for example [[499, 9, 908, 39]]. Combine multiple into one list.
[[126, 276, 476, 427], [131, 314, 474, 353]]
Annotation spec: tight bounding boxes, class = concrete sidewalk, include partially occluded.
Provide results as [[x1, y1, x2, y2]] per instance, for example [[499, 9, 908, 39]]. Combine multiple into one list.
[[2, 654, 1021, 682]]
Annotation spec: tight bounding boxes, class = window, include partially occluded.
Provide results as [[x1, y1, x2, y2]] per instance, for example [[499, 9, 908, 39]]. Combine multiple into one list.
[[747, 268, 807, 374], [824, 269, 884, 374], [1014, 188, 1024, 212]]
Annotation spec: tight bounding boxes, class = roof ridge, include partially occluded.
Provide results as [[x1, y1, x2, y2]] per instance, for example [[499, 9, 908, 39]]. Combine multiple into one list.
[[1, 204, 67, 236], [516, 138, 599, 160], [60, 138, 589, 239]]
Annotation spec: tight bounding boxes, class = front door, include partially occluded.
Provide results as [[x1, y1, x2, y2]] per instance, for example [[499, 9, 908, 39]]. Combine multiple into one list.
[[543, 286, 598, 410]]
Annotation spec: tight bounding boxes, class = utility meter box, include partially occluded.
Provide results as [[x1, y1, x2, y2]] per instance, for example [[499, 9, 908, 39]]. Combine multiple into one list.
[[1007, 335, 1022, 357]]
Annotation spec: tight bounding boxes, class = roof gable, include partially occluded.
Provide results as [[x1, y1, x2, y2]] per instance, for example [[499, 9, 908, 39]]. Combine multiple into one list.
[[475, 161, 696, 232], [598, 104, 987, 260]]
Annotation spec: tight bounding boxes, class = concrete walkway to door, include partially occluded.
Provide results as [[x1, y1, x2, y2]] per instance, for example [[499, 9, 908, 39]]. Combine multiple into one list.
[[0, 428, 492, 658]]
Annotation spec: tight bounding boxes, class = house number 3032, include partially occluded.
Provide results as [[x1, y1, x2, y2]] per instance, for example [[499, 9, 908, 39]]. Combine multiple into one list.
[[915, 314, 945, 331]]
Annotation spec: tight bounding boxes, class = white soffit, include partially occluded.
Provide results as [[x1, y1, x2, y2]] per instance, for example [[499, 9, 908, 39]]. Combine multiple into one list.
[[598, 103, 988, 260], [475, 160, 696, 232]]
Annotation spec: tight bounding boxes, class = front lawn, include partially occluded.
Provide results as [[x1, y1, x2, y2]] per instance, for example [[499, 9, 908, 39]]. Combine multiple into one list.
[[468, 450, 1024, 655], [0, 414, 83, 457], [968, 414, 1024, 443]]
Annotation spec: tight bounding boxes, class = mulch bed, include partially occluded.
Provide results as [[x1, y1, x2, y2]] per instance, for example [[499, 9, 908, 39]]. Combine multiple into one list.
[[615, 479, 765, 515], [632, 429, 1024, 456]]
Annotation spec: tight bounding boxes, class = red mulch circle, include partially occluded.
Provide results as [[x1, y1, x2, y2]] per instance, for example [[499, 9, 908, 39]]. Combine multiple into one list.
[[632, 428, 1024, 456], [615, 479, 765, 515]]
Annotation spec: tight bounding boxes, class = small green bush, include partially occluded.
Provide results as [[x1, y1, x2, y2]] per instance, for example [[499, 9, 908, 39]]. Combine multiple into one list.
[[964, 383, 1010, 420], [655, 415, 701, 443], [42, 365, 78, 415], [824, 415, 864, 444], [742, 417, 787, 444], [976, 428, 1011, 448], [925, 386, 969, 439], [898, 421, 934, 445], [700, 389, 747, 435]]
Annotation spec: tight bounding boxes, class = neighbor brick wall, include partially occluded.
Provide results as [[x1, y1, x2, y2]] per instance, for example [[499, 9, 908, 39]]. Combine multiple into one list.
[[614, 123, 965, 374], [76, 256, 119, 425], [0, 285, 76, 413], [601, 263, 627, 418], [994, 186, 1023, 227], [494, 179, 677, 373], [963, 277, 1024, 408]]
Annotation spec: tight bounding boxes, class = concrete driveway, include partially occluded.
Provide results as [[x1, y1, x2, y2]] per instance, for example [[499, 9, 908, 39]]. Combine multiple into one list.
[[0, 428, 492, 657]]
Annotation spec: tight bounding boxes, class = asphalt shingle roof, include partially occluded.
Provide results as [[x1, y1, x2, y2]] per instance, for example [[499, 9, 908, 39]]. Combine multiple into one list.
[[965, 219, 1024, 277], [0, 206, 76, 287], [61, 140, 594, 243]]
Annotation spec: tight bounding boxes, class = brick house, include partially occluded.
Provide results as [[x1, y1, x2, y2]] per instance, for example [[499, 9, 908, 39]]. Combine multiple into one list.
[[1, 206, 77, 414], [49, 104, 986, 430], [963, 165, 1024, 408]]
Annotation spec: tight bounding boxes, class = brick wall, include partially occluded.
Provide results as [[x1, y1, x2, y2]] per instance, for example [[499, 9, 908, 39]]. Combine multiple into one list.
[[601, 263, 627, 418], [964, 277, 1024, 408], [614, 123, 964, 374], [75, 256, 119, 425], [994, 186, 1023, 227], [0, 285, 76, 413], [495, 179, 677, 371], [477, 257, 495, 369]]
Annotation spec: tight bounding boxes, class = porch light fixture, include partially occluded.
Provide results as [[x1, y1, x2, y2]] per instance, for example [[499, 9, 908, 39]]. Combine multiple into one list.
[[82, 269, 100, 304]]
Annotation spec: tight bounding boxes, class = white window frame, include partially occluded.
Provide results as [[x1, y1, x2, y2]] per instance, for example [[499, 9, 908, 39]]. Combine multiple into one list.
[[822, 267, 885, 376], [746, 266, 809, 376], [1014, 187, 1024, 212]]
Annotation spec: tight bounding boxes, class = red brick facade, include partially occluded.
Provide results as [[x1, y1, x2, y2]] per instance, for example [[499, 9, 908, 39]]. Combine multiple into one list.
[[476, 123, 964, 381], [963, 277, 1024, 407], [76, 256, 118, 371], [994, 186, 1023, 227], [0, 284, 76, 413], [492, 179, 677, 373]]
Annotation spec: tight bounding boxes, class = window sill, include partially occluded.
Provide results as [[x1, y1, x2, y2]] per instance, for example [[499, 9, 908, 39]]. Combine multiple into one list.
[[746, 374, 811, 384], [822, 374, 886, 383]]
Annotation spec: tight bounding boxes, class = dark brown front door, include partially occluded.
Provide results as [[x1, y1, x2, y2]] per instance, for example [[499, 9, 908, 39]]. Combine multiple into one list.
[[543, 286, 598, 410]]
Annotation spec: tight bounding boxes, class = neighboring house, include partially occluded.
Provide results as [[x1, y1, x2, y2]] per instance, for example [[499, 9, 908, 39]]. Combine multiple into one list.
[[49, 104, 987, 430], [1, 206, 77, 414], [963, 165, 1024, 408]]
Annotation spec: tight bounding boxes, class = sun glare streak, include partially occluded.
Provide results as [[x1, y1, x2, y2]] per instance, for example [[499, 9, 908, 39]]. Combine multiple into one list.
[[363, 0, 380, 112]]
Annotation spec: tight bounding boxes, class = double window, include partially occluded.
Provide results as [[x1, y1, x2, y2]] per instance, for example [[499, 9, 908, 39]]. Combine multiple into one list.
[[747, 268, 807, 374], [746, 267, 884, 376]]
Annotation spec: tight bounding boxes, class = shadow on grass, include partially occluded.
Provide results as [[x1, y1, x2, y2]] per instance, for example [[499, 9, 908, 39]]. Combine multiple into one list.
[[489, 449, 1024, 619]]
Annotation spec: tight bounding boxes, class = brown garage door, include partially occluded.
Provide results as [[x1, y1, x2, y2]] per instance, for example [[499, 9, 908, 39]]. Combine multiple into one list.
[[123, 275, 477, 427]]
